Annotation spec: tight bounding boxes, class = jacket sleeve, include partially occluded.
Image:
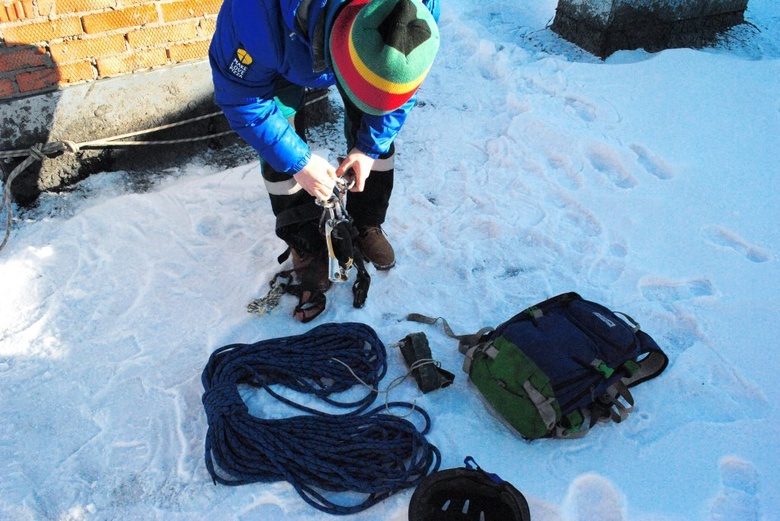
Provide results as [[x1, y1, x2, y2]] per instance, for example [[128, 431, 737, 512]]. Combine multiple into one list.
[[211, 67, 311, 175], [356, 97, 415, 158], [209, 3, 312, 177], [218, 94, 311, 175]]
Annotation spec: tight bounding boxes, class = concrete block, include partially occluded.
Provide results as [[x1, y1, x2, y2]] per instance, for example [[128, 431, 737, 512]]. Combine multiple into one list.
[[552, 0, 750, 58]]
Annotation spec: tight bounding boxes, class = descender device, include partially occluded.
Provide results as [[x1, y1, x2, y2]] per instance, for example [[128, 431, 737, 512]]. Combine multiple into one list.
[[317, 177, 371, 307]]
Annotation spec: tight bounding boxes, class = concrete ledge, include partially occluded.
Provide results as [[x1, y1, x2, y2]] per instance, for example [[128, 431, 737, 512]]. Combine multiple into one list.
[[2, 60, 223, 204], [551, 0, 749, 58], [1, 60, 333, 205]]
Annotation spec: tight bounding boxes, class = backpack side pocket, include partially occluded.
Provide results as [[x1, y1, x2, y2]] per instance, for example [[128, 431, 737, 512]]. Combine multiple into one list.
[[469, 336, 561, 440]]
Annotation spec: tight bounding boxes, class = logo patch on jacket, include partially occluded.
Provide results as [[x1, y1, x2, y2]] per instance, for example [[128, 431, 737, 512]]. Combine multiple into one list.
[[229, 48, 253, 78]]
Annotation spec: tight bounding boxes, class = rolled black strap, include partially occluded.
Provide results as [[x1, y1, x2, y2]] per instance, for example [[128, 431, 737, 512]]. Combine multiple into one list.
[[398, 332, 455, 394]]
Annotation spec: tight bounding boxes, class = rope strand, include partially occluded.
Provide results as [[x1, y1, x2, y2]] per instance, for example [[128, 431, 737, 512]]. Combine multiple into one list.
[[201, 322, 441, 516], [0, 88, 332, 254]]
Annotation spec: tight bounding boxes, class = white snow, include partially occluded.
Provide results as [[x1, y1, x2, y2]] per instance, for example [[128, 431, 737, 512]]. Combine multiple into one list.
[[1, 0, 779, 519]]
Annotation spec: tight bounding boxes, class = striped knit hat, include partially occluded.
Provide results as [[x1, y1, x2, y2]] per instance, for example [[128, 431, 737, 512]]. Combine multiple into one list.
[[330, 0, 439, 116]]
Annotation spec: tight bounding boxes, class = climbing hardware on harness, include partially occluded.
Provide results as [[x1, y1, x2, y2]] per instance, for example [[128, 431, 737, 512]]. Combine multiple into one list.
[[247, 178, 371, 317], [317, 177, 371, 307]]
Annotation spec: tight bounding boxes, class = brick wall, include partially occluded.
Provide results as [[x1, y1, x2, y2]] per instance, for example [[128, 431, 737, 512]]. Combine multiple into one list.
[[0, 0, 221, 100]]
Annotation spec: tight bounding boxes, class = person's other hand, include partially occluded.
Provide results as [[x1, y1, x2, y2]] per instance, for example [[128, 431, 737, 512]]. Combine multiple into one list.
[[293, 154, 337, 201], [336, 148, 375, 192]]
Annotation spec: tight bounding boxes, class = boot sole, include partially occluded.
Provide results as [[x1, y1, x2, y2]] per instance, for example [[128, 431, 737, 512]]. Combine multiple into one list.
[[372, 260, 396, 271]]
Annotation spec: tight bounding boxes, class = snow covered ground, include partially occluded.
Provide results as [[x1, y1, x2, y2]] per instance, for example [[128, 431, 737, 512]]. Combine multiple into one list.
[[1, 0, 778, 519]]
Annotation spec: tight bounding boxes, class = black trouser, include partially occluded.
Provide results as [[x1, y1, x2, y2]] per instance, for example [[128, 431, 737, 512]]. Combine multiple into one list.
[[261, 80, 395, 255]]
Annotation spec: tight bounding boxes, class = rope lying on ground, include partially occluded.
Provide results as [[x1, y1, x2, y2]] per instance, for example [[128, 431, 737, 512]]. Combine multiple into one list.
[[201, 322, 441, 516], [0, 111, 231, 253], [0, 88, 332, 253]]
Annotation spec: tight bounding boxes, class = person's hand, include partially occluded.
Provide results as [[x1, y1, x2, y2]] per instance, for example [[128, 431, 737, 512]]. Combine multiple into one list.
[[293, 153, 337, 201], [336, 148, 375, 192]]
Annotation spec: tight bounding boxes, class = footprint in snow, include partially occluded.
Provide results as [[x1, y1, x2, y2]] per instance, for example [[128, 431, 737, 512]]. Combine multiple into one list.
[[588, 242, 627, 287], [562, 473, 625, 521], [702, 225, 771, 263], [564, 95, 599, 123], [639, 277, 716, 305], [547, 151, 585, 191], [508, 193, 546, 228], [709, 456, 762, 521], [629, 143, 674, 180], [585, 143, 638, 189]]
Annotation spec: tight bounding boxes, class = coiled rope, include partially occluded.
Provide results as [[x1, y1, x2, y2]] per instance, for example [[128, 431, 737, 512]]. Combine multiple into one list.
[[201, 322, 441, 516]]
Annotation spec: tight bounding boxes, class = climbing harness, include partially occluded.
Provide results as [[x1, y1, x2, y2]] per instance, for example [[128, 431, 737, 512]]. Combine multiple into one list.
[[247, 177, 371, 317], [408, 456, 531, 521], [201, 322, 441, 515], [317, 176, 371, 307]]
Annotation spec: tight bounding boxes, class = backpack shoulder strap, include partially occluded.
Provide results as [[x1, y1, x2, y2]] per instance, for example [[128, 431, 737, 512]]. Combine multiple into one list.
[[406, 313, 494, 354], [622, 330, 669, 387]]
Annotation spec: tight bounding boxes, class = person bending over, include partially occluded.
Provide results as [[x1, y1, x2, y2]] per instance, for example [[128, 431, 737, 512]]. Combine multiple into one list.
[[210, 0, 440, 321]]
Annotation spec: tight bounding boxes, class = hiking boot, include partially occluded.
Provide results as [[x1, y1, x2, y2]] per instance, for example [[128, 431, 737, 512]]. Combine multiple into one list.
[[357, 226, 395, 270]]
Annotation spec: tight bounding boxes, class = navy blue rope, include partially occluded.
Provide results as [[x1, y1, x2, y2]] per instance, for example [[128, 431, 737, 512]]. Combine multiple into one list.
[[201, 322, 441, 515]]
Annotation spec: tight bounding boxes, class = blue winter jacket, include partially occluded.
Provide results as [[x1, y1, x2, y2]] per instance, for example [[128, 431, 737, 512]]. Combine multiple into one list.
[[209, 0, 439, 175]]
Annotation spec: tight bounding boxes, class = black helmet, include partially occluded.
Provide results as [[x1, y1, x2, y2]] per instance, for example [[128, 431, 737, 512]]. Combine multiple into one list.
[[408, 457, 531, 521]]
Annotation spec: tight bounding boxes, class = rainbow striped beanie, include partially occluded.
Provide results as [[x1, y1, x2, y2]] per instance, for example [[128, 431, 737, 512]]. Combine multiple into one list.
[[330, 0, 440, 116]]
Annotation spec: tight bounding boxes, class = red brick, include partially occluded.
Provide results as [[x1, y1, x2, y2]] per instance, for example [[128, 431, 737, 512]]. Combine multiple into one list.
[[50, 34, 126, 63], [14, 60, 95, 92], [37, 0, 55, 17], [95, 47, 167, 76], [0, 46, 49, 72], [57, 59, 95, 83], [3, 3, 20, 21], [55, 0, 115, 15], [16, 66, 60, 91], [161, 0, 222, 22], [167, 39, 209, 62], [21, 0, 35, 18], [12, 1, 25, 20], [199, 17, 217, 37], [3, 16, 83, 45], [127, 20, 197, 48], [0, 77, 16, 97], [82, 5, 159, 34]]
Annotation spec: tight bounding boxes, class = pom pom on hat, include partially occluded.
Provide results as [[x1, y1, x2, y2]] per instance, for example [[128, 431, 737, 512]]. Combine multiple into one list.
[[330, 0, 439, 116]]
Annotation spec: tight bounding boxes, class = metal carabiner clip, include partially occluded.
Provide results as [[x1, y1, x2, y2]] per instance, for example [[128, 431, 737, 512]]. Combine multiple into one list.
[[316, 177, 355, 283]]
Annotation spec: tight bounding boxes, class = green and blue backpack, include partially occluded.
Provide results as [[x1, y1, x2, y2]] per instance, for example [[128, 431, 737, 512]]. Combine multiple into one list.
[[411, 292, 669, 439]]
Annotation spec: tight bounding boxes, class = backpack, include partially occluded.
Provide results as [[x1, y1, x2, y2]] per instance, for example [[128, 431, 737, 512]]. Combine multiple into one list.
[[410, 292, 668, 440]]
